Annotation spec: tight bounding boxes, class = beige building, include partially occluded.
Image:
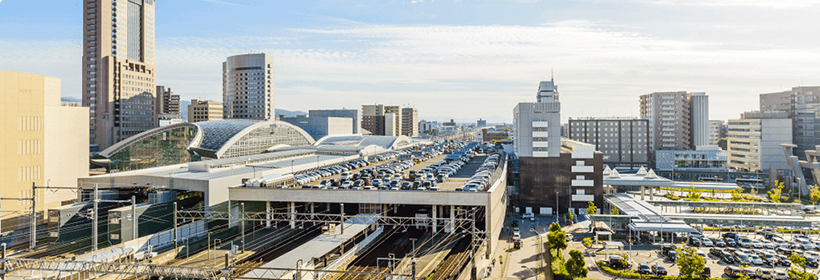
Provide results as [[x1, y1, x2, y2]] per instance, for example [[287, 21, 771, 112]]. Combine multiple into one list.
[[156, 86, 180, 120], [362, 104, 403, 136], [727, 111, 792, 172], [760, 86, 820, 116], [83, 0, 157, 152], [639, 91, 708, 151], [401, 107, 419, 137], [188, 99, 223, 123], [1, 70, 89, 231]]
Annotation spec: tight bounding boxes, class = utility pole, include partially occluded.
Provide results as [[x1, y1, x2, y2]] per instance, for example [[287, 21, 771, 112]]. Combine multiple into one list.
[[131, 196, 137, 241], [30, 182, 36, 251], [92, 184, 98, 251], [174, 202, 178, 250], [241, 203, 245, 253]]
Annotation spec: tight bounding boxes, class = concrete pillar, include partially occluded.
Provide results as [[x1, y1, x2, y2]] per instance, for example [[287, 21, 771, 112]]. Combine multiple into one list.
[[432, 205, 438, 233], [449, 206, 456, 234], [290, 202, 296, 229], [382, 204, 387, 215], [650, 187, 654, 201], [394, 204, 398, 214], [311, 203, 315, 225], [266, 201, 271, 228], [640, 186, 645, 200]]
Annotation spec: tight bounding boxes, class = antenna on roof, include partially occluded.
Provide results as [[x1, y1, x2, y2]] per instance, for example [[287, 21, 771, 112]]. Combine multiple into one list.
[[551, 68, 554, 81]]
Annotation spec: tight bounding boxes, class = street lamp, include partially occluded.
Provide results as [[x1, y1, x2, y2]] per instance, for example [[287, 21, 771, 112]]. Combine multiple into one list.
[[291, 159, 295, 174], [521, 266, 538, 280], [555, 191, 559, 223], [531, 228, 544, 275]]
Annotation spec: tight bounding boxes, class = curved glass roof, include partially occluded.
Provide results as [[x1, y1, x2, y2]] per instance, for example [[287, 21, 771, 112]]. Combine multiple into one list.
[[196, 119, 261, 151], [315, 135, 410, 150]]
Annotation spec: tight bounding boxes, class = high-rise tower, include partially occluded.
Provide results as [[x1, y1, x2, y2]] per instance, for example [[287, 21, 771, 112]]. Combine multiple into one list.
[[83, 0, 157, 152], [223, 53, 275, 120]]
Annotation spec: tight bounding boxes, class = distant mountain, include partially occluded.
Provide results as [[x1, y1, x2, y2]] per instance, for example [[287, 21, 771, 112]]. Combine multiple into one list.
[[275, 109, 308, 118], [61, 96, 81, 103]]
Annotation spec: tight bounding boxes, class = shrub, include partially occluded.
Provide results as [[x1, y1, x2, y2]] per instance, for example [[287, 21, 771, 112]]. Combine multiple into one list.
[[583, 237, 592, 247]]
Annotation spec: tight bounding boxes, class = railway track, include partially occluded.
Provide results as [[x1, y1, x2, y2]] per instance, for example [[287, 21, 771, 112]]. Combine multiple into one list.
[[337, 226, 422, 280], [430, 235, 472, 280]]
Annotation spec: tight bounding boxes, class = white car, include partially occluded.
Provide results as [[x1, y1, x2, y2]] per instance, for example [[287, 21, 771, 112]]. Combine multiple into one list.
[[750, 255, 765, 266], [773, 269, 788, 280], [752, 240, 764, 249], [763, 241, 776, 249], [702, 238, 714, 247]]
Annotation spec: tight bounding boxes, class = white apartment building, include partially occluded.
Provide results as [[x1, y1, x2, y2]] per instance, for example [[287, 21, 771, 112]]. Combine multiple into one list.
[[727, 111, 792, 172], [223, 53, 275, 120], [513, 80, 561, 157]]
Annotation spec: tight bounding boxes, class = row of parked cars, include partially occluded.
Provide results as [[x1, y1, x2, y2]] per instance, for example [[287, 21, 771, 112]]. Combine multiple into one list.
[[455, 152, 502, 192], [293, 158, 375, 186]]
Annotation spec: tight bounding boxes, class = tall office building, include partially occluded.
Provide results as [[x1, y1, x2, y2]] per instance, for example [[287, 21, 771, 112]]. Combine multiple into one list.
[[760, 86, 820, 116], [401, 107, 419, 137], [514, 80, 603, 216], [727, 111, 792, 172], [689, 92, 709, 148], [156, 86, 180, 119], [760, 86, 820, 159], [83, 0, 157, 152], [639, 91, 708, 152], [188, 99, 223, 123], [1, 71, 90, 231], [513, 80, 561, 157], [708, 120, 727, 146], [568, 117, 650, 167], [362, 104, 403, 136], [223, 53, 274, 120]]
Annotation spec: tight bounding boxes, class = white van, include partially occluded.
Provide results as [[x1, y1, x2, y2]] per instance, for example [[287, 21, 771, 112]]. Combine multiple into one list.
[[340, 171, 352, 180]]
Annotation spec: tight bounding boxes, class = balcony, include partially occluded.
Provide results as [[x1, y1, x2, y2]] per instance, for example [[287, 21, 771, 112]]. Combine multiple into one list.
[[662, 138, 676, 142], [532, 141, 549, 148], [533, 151, 550, 157], [532, 131, 549, 138], [532, 121, 549, 128], [571, 195, 594, 201], [571, 179, 594, 187], [571, 166, 594, 173]]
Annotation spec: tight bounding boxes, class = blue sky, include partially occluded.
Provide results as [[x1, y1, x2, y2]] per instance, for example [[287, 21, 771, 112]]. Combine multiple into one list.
[[1, 0, 819, 123]]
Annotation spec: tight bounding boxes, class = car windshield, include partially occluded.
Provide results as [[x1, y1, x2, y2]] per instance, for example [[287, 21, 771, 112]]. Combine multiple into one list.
[[640, 264, 650, 269]]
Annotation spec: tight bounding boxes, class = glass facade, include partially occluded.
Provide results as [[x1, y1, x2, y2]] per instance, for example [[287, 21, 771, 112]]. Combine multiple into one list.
[[127, 0, 143, 62], [108, 126, 200, 171], [221, 123, 312, 158]]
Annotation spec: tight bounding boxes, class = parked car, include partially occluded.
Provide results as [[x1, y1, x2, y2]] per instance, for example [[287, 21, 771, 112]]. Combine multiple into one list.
[[651, 264, 667, 276], [756, 268, 774, 280], [715, 239, 726, 247], [724, 266, 742, 278], [637, 263, 652, 275]]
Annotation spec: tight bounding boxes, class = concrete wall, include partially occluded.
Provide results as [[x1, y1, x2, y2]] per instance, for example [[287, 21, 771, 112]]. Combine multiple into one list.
[[761, 118, 793, 170], [44, 105, 89, 205], [513, 102, 561, 157], [485, 160, 508, 259], [230, 187, 490, 206]]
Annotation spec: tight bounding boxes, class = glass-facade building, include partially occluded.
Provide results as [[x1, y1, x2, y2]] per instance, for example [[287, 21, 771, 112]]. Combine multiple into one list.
[[98, 120, 314, 171]]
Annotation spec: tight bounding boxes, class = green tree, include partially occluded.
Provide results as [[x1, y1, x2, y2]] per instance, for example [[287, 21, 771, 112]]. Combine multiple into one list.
[[547, 222, 568, 258], [565, 249, 588, 278], [566, 211, 574, 221], [685, 185, 702, 201], [586, 201, 598, 215], [791, 253, 808, 273], [676, 245, 706, 279], [731, 189, 743, 202], [768, 180, 784, 203], [550, 222, 562, 233], [717, 137, 728, 150], [809, 184, 820, 205], [611, 207, 620, 215]]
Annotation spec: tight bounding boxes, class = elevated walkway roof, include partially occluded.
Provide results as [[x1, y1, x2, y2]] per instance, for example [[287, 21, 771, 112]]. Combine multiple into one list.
[[242, 214, 380, 278]]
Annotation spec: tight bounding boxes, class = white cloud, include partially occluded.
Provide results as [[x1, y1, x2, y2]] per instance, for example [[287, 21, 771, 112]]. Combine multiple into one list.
[[645, 0, 818, 9], [2, 20, 818, 122]]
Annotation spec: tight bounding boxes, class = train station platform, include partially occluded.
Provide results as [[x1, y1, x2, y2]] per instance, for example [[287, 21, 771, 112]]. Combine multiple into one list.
[[241, 214, 381, 279]]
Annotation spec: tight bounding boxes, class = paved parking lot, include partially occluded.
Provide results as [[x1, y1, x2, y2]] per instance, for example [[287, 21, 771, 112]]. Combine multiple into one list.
[[588, 228, 820, 279]]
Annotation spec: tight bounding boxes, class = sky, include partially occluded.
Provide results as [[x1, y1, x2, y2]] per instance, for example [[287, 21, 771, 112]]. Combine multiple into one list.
[[1, 0, 819, 123]]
